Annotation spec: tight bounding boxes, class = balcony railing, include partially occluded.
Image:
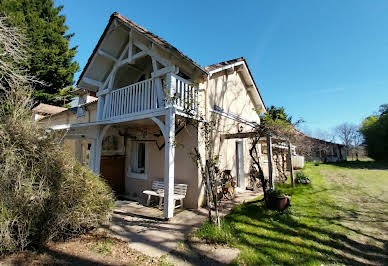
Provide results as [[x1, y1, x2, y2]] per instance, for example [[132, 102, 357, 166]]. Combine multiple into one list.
[[171, 74, 198, 113], [103, 79, 157, 119], [101, 74, 198, 120]]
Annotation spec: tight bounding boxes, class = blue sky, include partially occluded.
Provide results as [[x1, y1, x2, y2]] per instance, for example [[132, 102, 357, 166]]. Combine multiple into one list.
[[55, 0, 388, 137]]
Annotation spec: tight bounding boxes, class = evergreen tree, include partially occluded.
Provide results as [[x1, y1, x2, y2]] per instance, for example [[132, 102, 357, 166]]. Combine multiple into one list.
[[0, 0, 79, 105]]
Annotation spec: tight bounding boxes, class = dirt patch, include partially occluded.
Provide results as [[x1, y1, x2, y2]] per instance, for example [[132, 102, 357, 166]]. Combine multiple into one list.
[[0, 231, 169, 266]]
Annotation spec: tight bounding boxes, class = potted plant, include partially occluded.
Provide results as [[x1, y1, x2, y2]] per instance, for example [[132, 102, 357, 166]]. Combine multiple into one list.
[[267, 189, 290, 211], [295, 171, 311, 184]]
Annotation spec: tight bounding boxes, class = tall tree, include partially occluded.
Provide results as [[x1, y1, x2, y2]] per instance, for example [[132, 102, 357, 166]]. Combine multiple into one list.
[[335, 123, 357, 156], [360, 104, 388, 161], [0, 0, 79, 105]]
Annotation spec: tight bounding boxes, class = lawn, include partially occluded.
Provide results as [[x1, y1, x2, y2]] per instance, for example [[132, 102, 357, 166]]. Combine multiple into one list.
[[195, 161, 388, 265]]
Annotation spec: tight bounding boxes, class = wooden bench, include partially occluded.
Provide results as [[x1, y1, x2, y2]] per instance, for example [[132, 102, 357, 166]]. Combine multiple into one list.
[[142, 180, 188, 209]]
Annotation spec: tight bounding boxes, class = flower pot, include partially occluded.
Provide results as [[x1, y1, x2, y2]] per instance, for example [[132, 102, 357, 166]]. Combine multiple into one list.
[[268, 195, 290, 211]]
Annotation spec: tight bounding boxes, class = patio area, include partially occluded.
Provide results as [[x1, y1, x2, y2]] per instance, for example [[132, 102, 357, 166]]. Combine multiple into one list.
[[102, 189, 261, 264]]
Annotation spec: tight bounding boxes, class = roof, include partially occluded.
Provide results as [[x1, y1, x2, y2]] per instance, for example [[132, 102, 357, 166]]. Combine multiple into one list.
[[38, 100, 98, 121], [294, 128, 345, 147], [32, 103, 66, 115], [77, 12, 206, 86], [205, 57, 267, 112], [204, 57, 245, 72]]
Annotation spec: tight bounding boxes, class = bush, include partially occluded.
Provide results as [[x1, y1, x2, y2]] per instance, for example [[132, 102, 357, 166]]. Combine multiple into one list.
[[295, 171, 311, 184], [0, 90, 115, 255], [296, 171, 308, 180], [314, 162, 320, 166]]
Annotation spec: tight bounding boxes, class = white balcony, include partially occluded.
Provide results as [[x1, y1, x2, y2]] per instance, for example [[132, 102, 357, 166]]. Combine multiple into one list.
[[99, 73, 198, 121]]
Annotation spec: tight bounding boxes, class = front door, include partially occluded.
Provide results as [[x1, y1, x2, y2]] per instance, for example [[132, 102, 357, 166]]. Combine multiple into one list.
[[100, 156, 125, 194]]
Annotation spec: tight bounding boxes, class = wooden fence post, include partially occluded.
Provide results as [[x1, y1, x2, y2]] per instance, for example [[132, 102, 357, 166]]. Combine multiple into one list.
[[288, 141, 295, 187]]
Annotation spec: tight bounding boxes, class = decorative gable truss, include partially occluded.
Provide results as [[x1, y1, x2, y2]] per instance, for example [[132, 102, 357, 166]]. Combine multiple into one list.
[[78, 19, 199, 122]]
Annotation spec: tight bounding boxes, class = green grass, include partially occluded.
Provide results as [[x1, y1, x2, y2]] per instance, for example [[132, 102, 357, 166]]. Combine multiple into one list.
[[195, 161, 388, 265]]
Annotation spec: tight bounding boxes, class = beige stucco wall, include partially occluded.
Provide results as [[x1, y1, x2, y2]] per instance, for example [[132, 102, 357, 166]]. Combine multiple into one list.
[[39, 102, 98, 128], [206, 70, 261, 124], [123, 124, 200, 209], [196, 69, 265, 191]]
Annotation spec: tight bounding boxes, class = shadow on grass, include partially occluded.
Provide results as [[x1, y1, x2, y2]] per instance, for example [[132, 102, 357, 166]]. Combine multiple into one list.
[[196, 175, 388, 266], [223, 201, 387, 265]]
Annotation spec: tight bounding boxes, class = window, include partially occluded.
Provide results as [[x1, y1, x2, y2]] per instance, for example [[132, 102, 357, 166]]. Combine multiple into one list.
[[136, 143, 145, 173], [126, 141, 148, 179]]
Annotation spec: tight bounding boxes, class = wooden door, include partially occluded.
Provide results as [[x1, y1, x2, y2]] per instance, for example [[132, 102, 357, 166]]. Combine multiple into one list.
[[100, 156, 125, 194]]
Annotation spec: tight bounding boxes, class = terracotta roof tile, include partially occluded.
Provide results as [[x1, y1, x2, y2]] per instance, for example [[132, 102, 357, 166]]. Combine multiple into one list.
[[32, 103, 66, 115]]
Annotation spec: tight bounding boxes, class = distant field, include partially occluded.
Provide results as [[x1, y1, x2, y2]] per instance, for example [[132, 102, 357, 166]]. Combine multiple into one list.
[[196, 161, 388, 265]]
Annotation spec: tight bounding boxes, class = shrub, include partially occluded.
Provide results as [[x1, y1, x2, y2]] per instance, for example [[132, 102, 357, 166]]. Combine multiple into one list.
[[0, 90, 115, 255], [314, 162, 320, 166], [295, 171, 311, 185], [296, 171, 308, 180]]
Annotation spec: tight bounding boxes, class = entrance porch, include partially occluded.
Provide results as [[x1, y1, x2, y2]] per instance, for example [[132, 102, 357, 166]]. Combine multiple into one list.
[[65, 110, 202, 219]]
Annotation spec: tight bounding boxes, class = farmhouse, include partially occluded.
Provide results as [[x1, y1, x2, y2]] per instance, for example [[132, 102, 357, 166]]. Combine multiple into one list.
[[39, 12, 303, 219]]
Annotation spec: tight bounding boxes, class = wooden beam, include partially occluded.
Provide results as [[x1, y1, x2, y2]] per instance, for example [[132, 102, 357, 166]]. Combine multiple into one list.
[[102, 43, 130, 89], [97, 50, 118, 62], [151, 65, 177, 78], [152, 58, 158, 72], [82, 77, 103, 88], [132, 50, 147, 61], [128, 31, 133, 61], [288, 141, 294, 187], [133, 39, 170, 67], [221, 132, 256, 139]]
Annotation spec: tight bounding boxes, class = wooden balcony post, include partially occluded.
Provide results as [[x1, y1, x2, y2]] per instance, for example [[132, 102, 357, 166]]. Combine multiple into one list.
[[90, 125, 111, 174], [96, 95, 105, 121], [164, 107, 176, 219], [89, 138, 97, 173]]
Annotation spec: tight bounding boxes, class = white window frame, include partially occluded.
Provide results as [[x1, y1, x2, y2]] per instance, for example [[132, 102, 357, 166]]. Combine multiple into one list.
[[126, 141, 149, 180]]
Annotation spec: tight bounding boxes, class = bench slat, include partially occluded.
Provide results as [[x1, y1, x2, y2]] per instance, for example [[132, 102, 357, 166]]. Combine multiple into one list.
[[151, 181, 187, 196]]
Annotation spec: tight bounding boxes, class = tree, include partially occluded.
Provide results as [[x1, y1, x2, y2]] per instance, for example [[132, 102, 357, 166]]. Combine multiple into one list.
[[263, 105, 292, 124], [249, 112, 306, 204], [313, 128, 335, 142], [350, 128, 363, 161], [0, 0, 79, 105], [360, 104, 388, 161], [0, 15, 113, 254], [335, 123, 357, 156]]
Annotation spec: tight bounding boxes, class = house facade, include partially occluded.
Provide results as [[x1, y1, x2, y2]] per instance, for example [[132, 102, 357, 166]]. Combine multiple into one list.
[[40, 12, 267, 219]]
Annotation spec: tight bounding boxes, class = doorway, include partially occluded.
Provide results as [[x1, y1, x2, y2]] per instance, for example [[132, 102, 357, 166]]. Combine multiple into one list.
[[100, 156, 125, 194]]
